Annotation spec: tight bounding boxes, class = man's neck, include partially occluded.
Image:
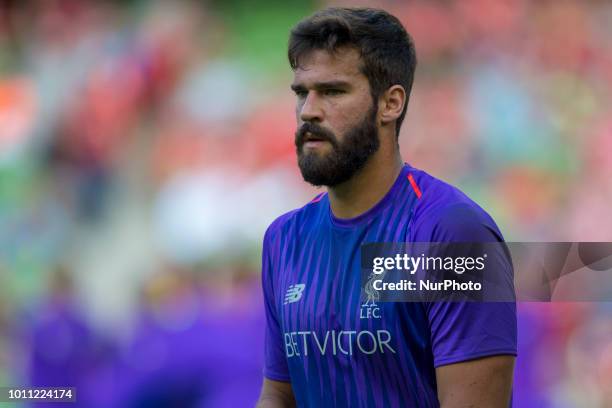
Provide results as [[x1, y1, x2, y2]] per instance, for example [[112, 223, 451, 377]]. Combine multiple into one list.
[[328, 152, 404, 219]]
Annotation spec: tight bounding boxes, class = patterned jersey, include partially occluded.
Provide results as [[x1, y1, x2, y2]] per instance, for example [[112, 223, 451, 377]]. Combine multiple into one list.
[[261, 163, 517, 407]]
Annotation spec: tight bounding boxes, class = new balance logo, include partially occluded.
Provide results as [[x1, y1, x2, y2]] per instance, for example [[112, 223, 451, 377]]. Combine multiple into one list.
[[284, 284, 305, 304]]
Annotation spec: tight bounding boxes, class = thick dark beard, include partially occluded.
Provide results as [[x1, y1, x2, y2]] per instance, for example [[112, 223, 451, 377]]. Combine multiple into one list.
[[295, 104, 380, 187]]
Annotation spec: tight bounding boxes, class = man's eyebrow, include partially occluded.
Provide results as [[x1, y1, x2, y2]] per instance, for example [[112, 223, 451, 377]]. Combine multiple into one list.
[[290, 83, 306, 92], [290, 81, 352, 91]]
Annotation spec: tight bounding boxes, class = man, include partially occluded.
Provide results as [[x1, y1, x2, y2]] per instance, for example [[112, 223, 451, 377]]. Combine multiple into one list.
[[258, 7, 516, 407]]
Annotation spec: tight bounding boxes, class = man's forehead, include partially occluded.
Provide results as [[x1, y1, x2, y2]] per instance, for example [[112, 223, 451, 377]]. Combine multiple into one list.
[[293, 48, 364, 83]]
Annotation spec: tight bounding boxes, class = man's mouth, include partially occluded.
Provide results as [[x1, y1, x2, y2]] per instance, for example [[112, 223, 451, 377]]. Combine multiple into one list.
[[304, 141, 328, 151], [302, 132, 332, 150], [304, 132, 327, 142]]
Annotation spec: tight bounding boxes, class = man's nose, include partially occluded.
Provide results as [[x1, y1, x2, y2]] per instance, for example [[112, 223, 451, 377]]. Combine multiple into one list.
[[299, 92, 323, 123]]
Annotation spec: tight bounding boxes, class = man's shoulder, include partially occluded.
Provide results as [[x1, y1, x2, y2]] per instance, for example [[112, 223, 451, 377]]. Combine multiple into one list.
[[408, 167, 474, 208], [264, 192, 327, 244], [407, 167, 503, 241]]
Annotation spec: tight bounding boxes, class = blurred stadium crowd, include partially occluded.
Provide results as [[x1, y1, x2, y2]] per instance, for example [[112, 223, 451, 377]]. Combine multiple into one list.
[[0, 0, 611, 406]]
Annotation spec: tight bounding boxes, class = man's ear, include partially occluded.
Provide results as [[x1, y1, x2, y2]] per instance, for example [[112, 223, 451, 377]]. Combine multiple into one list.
[[379, 85, 406, 126]]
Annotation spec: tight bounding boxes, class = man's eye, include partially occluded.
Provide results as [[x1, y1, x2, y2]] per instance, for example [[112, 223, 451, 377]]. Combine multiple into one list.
[[324, 89, 344, 96], [295, 90, 307, 98]]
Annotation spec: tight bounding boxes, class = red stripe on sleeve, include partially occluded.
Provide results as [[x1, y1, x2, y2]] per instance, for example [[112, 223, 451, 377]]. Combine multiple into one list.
[[407, 173, 422, 199]]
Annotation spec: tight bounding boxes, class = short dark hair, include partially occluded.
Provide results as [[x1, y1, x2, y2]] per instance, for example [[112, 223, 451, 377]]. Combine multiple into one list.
[[288, 7, 417, 138]]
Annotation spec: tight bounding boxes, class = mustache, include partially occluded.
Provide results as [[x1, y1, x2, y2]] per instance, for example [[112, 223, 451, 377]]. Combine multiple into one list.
[[295, 122, 338, 148]]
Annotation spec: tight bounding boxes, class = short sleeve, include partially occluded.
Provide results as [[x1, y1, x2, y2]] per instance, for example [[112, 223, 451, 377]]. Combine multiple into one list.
[[261, 228, 291, 381], [414, 203, 518, 367]]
